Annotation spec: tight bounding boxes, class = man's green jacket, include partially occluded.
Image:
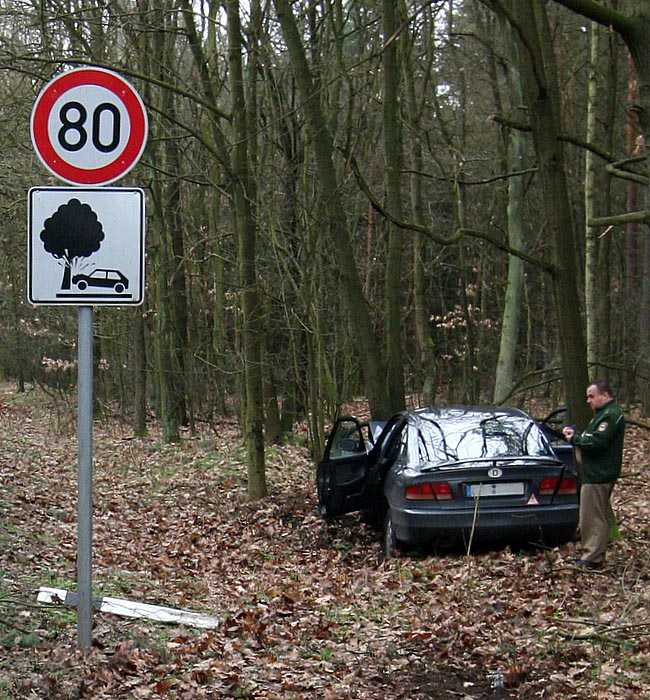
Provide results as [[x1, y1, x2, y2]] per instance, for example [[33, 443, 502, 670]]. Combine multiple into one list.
[[570, 399, 625, 484]]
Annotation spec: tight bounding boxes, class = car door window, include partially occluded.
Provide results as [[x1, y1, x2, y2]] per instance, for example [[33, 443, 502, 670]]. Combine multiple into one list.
[[381, 423, 407, 467], [329, 419, 365, 459], [391, 427, 407, 464]]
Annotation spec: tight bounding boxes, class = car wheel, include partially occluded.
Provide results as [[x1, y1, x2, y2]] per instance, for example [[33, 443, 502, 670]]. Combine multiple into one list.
[[382, 509, 400, 560], [77, 281, 87, 290], [114, 283, 125, 294]]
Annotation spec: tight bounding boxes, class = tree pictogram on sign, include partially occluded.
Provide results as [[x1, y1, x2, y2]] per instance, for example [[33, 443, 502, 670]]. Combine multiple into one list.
[[40, 199, 105, 290]]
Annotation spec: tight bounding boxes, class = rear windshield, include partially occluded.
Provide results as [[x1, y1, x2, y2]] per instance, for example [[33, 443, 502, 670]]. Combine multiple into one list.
[[410, 411, 554, 466]]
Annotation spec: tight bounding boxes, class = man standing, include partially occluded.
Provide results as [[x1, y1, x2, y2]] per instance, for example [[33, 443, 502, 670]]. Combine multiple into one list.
[[563, 381, 625, 570]]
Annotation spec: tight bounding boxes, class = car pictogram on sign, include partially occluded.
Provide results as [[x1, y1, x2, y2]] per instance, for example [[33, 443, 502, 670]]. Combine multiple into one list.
[[72, 269, 129, 294]]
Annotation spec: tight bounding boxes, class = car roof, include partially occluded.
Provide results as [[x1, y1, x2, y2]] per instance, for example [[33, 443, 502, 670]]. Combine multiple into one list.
[[401, 405, 532, 424]]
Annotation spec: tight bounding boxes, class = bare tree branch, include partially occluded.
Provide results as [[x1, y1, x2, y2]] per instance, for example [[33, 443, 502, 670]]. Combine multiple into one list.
[[350, 158, 556, 275]]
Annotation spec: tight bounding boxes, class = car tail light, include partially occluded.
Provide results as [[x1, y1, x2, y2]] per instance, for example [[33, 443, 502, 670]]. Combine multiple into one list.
[[557, 477, 577, 495], [539, 476, 577, 496], [539, 477, 556, 496], [405, 481, 454, 501]]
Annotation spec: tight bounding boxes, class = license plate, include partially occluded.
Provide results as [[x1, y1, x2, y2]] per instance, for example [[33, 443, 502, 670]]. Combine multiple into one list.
[[466, 482, 524, 497]]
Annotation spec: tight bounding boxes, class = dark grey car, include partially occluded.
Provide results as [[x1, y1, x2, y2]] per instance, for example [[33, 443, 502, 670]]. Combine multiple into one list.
[[317, 406, 579, 557]]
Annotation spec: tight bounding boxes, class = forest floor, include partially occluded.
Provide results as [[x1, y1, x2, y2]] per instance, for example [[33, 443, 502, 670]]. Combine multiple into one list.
[[0, 384, 649, 699]]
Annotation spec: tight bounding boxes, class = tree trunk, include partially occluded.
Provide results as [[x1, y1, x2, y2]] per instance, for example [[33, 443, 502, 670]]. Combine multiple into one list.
[[132, 308, 147, 437], [494, 28, 527, 405], [625, 55, 639, 399], [149, 0, 179, 443], [151, 220, 180, 442], [640, 229, 650, 409], [400, 0, 437, 404], [273, 0, 391, 419], [62, 263, 71, 290], [493, 158, 526, 403], [261, 311, 283, 445], [584, 21, 599, 367], [161, 59, 190, 430], [227, 0, 267, 500], [382, 0, 406, 412], [513, 1, 591, 427]]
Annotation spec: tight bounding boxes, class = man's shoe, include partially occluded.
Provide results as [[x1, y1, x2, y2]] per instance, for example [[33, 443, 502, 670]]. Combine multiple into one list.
[[574, 559, 602, 570]]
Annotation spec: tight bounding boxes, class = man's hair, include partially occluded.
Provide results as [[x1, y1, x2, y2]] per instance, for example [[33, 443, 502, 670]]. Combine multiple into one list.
[[589, 379, 613, 397]]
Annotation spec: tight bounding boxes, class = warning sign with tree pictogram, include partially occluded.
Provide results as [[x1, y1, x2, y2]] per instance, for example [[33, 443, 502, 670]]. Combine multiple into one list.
[[28, 187, 145, 306]]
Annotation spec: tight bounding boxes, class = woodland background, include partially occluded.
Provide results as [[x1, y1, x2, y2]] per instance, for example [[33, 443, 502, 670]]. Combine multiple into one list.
[[0, 0, 650, 497]]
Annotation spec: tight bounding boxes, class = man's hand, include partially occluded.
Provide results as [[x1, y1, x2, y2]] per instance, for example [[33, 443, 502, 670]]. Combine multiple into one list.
[[562, 426, 575, 440]]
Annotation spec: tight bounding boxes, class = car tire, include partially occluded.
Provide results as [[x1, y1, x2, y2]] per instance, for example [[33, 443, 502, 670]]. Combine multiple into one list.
[[77, 281, 87, 290], [382, 509, 400, 560], [114, 283, 125, 294]]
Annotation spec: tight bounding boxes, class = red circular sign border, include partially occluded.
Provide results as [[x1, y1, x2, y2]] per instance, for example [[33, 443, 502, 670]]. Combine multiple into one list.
[[31, 68, 148, 185]]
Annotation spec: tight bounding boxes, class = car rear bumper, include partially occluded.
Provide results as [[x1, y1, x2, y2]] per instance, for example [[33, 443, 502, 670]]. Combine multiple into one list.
[[391, 503, 578, 547]]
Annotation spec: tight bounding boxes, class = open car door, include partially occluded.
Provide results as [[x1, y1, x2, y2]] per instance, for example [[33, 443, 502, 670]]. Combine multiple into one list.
[[537, 407, 575, 470], [317, 417, 374, 518]]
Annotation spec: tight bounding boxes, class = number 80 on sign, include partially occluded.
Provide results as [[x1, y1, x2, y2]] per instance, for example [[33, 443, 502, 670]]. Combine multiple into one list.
[[31, 68, 148, 186]]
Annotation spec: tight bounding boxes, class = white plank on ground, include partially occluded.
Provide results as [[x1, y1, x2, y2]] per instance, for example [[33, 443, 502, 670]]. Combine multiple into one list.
[[37, 587, 220, 629]]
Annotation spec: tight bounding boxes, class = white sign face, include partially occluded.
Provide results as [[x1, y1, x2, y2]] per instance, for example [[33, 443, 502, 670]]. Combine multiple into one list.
[[31, 68, 148, 186], [28, 187, 145, 306]]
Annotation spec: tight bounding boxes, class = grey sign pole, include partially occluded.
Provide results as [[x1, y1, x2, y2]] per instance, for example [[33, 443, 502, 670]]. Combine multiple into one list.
[[77, 305, 94, 648]]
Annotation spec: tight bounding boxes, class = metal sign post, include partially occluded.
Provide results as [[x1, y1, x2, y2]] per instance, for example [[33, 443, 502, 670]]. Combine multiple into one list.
[[77, 306, 94, 647]]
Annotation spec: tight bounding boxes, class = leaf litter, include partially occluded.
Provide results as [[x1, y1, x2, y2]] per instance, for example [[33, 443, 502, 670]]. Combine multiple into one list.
[[0, 385, 649, 698]]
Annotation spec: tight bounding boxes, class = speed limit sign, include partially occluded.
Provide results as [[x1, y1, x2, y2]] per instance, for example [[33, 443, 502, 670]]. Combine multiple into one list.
[[31, 67, 148, 186]]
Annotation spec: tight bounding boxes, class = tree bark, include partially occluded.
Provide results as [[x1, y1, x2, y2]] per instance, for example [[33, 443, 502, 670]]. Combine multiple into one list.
[[382, 0, 406, 412], [512, 1, 591, 427], [494, 32, 527, 405], [149, 0, 180, 443], [584, 21, 599, 367], [132, 308, 147, 437], [400, 0, 438, 405], [226, 0, 267, 500], [161, 52, 190, 430]]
